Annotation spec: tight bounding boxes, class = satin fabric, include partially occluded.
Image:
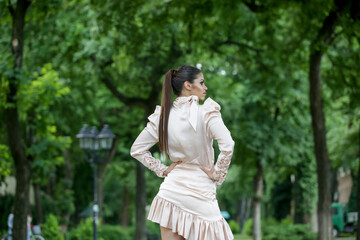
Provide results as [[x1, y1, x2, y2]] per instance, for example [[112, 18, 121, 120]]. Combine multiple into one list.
[[131, 95, 235, 240]]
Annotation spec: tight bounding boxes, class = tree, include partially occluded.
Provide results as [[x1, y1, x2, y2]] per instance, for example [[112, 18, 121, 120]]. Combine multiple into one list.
[[3, 0, 31, 239], [308, 0, 358, 239]]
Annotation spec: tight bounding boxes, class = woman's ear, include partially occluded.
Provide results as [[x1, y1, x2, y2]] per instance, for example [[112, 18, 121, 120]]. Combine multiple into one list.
[[183, 81, 192, 91]]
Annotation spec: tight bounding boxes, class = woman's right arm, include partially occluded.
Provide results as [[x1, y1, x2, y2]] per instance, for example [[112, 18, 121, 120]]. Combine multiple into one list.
[[130, 106, 168, 178]]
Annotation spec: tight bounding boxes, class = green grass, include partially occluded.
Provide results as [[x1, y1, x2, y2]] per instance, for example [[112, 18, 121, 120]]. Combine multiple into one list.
[[233, 234, 252, 240], [233, 234, 356, 240]]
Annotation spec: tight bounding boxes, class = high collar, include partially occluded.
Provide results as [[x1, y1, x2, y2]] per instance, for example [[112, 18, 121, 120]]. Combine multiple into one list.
[[173, 95, 199, 108], [172, 95, 199, 131]]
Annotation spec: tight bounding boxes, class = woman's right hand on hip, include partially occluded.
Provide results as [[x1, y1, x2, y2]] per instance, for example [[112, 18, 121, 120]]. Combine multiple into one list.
[[163, 161, 182, 176]]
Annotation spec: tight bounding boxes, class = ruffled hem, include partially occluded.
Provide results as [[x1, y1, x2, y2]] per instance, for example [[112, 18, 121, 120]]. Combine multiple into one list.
[[148, 196, 234, 240]]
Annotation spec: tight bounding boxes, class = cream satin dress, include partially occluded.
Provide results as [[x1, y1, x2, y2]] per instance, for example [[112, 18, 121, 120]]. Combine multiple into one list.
[[131, 95, 234, 240]]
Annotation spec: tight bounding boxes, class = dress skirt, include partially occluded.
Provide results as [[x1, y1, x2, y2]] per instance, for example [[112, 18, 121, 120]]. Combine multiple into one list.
[[148, 163, 234, 240]]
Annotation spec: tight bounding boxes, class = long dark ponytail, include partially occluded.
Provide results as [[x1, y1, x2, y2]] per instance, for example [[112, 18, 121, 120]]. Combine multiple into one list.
[[159, 66, 202, 153], [159, 69, 174, 153]]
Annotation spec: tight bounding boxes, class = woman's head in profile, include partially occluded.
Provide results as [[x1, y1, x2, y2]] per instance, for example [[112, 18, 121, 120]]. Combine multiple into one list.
[[159, 65, 208, 153], [170, 65, 208, 101]]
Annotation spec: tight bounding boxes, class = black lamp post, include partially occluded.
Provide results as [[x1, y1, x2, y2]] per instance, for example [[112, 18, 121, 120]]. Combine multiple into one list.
[[76, 124, 115, 240]]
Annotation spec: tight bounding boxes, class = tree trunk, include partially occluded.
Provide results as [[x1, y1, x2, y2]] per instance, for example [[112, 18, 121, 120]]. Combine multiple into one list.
[[310, 48, 334, 240], [135, 162, 147, 240], [62, 148, 73, 232], [294, 176, 305, 224], [239, 197, 251, 234], [12, 154, 30, 240], [5, 1, 31, 240], [252, 160, 263, 240], [294, 161, 305, 224], [234, 198, 241, 223], [34, 183, 43, 224], [121, 187, 131, 227], [309, 1, 352, 239], [357, 126, 360, 240]]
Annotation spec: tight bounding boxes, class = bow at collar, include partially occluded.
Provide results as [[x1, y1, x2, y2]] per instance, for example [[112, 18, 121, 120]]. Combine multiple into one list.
[[173, 95, 199, 131]]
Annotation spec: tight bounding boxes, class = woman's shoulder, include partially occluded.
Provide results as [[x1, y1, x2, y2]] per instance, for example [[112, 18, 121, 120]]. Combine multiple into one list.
[[202, 97, 221, 112], [201, 97, 222, 126], [148, 105, 161, 123]]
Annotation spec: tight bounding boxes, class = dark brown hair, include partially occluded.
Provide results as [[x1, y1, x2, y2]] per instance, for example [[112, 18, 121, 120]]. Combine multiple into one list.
[[159, 65, 202, 153]]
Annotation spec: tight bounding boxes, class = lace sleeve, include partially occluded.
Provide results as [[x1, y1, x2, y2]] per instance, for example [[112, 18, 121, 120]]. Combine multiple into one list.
[[130, 106, 168, 178], [203, 98, 235, 186]]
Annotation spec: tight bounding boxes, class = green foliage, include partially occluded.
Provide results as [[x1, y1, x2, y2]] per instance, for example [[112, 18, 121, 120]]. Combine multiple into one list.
[[242, 218, 317, 240], [0, 0, 359, 236], [67, 219, 133, 240], [348, 176, 357, 212], [229, 220, 240, 234], [99, 224, 133, 240], [0, 145, 12, 181], [29, 135, 71, 185], [18, 64, 70, 119], [66, 218, 103, 240], [40, 214, 64, 240], [42, 181, 75, 224], [262, 223, 316, 240], [243, 218, 253, 236], [217, 165, 253, 222], [102, 160, 136, 224], [270, 178, 292, 221], [146, 220, 160, 238], [0, 195, 14, 232]]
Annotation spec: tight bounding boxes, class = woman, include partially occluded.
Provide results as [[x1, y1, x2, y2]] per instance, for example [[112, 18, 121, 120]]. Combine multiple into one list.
[[131, 65, 234, 240]]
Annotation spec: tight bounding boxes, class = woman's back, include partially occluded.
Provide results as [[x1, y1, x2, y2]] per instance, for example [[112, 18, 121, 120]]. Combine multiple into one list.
[[167, 96, 208, 165]]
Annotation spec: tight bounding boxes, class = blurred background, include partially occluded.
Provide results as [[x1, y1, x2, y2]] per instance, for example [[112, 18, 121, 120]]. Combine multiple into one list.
[[0, 0, 359, 240]]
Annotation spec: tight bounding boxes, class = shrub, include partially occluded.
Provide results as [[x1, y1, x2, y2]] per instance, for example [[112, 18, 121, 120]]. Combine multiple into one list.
[[147, 220, 160, 239], [66, 219, 135, 240], [66, 218, 104, 240], [243, 218, 253, 236], [40, 214, 64, 240], [262, 223, 317, 240], [229, 220, 240, 234], [280, 217, 293, 225], [99, 224, 132, 240], [241, 218, 317, 240]]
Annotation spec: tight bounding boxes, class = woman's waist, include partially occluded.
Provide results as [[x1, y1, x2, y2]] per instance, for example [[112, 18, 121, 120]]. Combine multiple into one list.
[[160, 164, 216, 199], [167, 162, 210, 180]]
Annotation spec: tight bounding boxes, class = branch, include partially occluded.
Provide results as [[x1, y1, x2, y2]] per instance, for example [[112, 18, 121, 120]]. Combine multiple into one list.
[[24, 0, 31, 10], [274, 107, 280, 121], [90, 55, 150, 109], [212, 39, 263, 54], [100, 75, 149, 109], [8, 0, 14, 17], [350, 0, 360, 21], [224, 39, 263, 52], [312, 0, 352, 51], [242, 0, 266, 13]]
